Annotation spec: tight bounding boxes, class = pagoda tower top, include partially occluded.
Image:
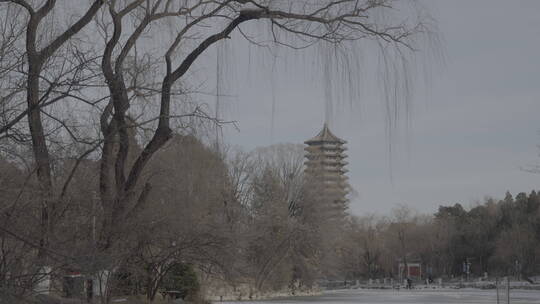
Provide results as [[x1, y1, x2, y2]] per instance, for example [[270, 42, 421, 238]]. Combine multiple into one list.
[[304, 123, 347, 145]]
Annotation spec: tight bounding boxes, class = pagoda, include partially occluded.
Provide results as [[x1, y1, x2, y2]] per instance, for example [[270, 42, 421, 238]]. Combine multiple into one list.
[[304, 123, 349, 219]]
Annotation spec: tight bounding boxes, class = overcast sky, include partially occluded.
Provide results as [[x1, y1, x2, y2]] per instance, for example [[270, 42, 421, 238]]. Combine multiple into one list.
[[194, 0, 540, 216]]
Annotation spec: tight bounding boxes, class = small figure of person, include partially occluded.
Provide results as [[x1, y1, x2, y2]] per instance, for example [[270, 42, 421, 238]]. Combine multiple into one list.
[[406, 277, 412, 289]]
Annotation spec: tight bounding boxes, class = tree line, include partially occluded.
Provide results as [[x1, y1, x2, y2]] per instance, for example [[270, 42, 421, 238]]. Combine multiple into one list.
[[339, 191, 540, 282]]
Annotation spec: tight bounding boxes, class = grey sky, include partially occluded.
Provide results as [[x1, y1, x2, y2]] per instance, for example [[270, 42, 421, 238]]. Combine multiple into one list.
[[194, 0, 540, 215]]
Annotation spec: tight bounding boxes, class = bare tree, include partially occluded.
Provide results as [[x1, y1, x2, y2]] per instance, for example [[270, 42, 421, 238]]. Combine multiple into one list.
[[0, 1, 105, 266], [0, 0, 435, 301], [387, 205, 415, 282], [86, 1, 431, 294]]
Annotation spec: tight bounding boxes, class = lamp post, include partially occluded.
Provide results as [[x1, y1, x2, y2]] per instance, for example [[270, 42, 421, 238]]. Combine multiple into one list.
[[91, 191, 98, 245], [462, 259, 471, 282]]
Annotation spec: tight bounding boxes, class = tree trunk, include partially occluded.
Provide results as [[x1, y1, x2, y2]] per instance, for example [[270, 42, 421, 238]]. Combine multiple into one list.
[[27, 57, 54, 261]]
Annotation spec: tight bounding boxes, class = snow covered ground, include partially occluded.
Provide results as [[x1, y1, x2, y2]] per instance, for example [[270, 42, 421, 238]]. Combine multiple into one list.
[[218, 288, 540, 304]]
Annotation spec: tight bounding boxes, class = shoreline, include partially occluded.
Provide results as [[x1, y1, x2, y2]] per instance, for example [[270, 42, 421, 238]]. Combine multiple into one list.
[[206, 289, 323, 302]]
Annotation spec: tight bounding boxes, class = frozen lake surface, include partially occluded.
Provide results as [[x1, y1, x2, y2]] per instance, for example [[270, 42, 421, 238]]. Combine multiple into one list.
[[219, 288, 540, 304]]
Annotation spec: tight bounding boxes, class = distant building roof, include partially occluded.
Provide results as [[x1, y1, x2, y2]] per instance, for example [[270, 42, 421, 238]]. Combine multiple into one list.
[[305, 123, 347, 145]]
